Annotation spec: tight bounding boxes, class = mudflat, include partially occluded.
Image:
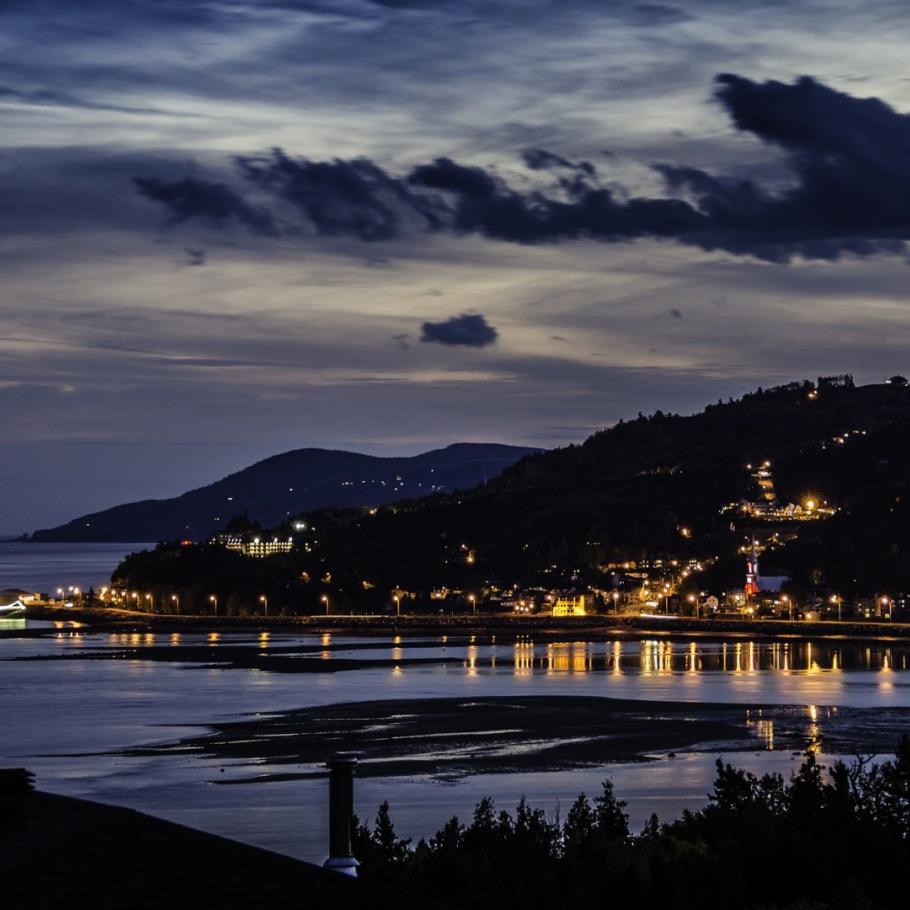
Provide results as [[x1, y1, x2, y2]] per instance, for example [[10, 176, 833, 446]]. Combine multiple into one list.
[[113, 695, 910, 782]]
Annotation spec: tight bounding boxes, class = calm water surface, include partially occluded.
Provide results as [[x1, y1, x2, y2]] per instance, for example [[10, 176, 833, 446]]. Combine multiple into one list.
[[3, 621, 910, 862], [0, 541, 152, 592]]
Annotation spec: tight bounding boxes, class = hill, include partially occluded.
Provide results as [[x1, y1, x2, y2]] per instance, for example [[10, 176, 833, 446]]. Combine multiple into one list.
[[112, 376, 910, 612], [29, 443, 541, 543]]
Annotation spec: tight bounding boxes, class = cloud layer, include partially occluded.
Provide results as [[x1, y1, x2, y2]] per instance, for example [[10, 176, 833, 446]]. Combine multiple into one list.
[[133, 75, 910, 262], [5, 0, 910, 532]]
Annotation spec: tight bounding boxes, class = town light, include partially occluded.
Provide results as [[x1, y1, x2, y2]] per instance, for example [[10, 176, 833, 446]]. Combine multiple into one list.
[[321, 594, 329, 616], [259, 594, 268, 616], [209, 594, 218, 615]]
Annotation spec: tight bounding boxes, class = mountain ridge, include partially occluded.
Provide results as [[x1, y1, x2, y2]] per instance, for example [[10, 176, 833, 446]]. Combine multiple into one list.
[[112, 376, 910, 615], [29, 443, 542, 543]]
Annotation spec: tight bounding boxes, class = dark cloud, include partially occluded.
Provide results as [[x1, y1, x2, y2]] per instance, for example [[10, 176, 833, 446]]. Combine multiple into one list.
[[134, 176, 277, 234], [420, 313, 498, 347], [655, 73, 910, 259], [522, 148, 596, 176], [235, 149, 439, 240], [132, 74, 910, 261], [406, 155, 704, 243]]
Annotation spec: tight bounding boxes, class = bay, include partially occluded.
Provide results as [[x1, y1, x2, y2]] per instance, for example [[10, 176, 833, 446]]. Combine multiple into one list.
[[3, 623, 910, 864], [0, 541, 152, 593]]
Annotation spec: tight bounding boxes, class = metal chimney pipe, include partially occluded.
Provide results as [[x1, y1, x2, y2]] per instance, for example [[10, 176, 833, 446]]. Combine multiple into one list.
[[323, 756, 359, 877]]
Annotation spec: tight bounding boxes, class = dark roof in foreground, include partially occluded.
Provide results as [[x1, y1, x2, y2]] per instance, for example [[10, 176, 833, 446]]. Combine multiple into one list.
[[0, 789, 439, 910]]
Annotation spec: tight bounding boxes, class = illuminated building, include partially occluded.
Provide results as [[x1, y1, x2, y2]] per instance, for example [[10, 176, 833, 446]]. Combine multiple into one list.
[[213, 534, 294, 557], [553, 594, 586, 616]]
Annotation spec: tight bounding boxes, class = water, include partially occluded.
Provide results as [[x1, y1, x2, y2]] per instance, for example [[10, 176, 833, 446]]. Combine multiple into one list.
[[0, 541, 152, 593], [3, 622, 910, 863]]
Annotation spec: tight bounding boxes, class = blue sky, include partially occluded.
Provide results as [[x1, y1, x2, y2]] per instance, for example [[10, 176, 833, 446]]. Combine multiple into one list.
[[3, 0, 910, 532]]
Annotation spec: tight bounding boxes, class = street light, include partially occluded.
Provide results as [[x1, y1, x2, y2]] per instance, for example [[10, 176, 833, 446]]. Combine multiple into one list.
[[259, 595, 268, 617], [687, 593, 697, 618], [782, 594, 792, 621], [468, 594, 476, 616], [171, 594, 179, 612], [612, 591, 620, 616], [321, 594, 329, 616], [393, 593, 401, 617], [209, 594, 218, 616], [881, 596, 891, 622], [830, 594, 841, 621]]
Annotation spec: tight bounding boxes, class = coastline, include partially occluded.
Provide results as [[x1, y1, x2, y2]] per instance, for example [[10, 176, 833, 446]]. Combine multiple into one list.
[[22, 603, 910, 643]]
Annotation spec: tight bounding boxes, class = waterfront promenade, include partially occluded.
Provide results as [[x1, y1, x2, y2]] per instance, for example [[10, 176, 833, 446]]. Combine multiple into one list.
[[21, 603, 910, 642]]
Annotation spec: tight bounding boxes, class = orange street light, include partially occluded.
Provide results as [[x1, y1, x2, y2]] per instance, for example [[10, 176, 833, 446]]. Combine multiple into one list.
[[259, 594, 268, 617], [321, 594, 329, 616], [209, 594, 218, 616]]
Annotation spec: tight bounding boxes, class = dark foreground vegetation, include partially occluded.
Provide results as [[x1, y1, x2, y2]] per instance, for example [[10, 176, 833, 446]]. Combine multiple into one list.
[[353, 740, 910, 910]]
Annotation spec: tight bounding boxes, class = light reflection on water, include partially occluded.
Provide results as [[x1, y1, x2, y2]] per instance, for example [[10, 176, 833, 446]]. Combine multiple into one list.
[[4, 624, 910, 862], [503, 638, 910, 675]]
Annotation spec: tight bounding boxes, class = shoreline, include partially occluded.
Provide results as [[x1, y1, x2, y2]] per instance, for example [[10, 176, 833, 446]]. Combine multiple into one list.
[[22, 603, 910, 643]]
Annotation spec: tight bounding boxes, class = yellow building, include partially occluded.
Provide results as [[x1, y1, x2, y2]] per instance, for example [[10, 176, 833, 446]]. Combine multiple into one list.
[[553, 594, 586, 617]]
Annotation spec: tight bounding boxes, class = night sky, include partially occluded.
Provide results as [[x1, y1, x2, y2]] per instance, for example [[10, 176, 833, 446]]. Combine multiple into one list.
[[4, 0, 910, 532]]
